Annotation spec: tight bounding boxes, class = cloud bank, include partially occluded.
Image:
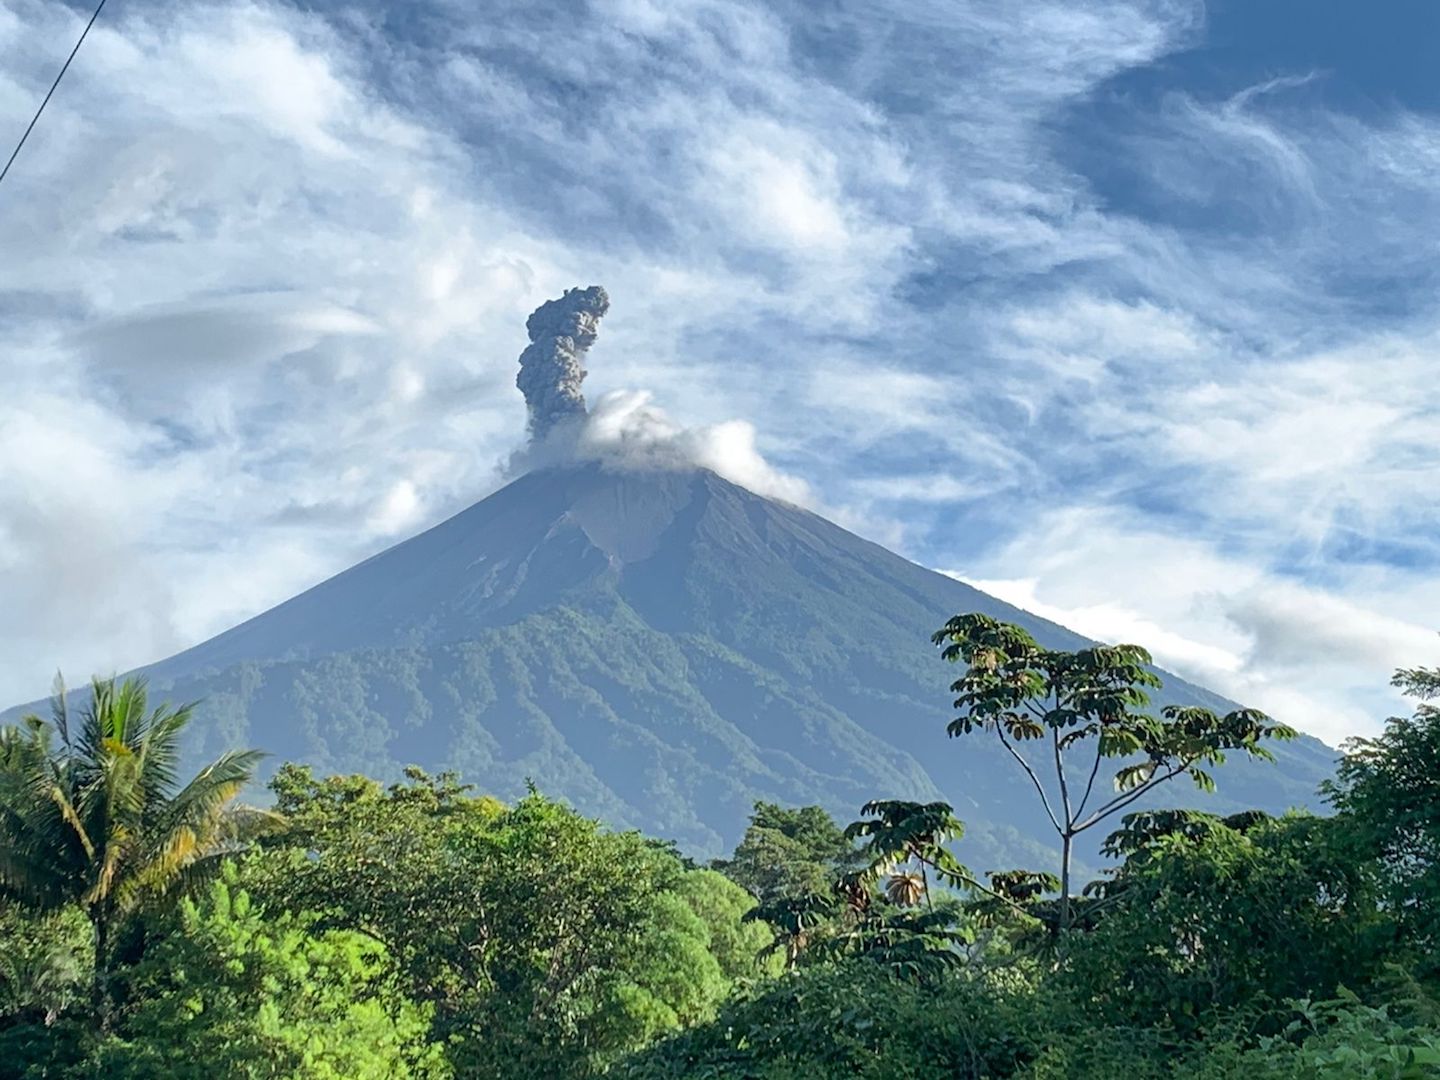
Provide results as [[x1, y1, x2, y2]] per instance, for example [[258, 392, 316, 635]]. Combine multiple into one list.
[[0, 0, 1436, 744]]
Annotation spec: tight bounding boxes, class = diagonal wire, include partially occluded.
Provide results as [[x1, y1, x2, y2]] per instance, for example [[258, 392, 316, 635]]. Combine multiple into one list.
[[0, 0, 110, 191]]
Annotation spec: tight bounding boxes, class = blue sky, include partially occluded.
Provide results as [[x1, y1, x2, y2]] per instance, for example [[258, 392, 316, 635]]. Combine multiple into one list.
[[1, 0, 1437, 743]]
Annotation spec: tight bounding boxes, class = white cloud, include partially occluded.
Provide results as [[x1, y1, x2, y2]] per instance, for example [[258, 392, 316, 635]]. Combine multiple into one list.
[[948, 506, 1439, 746], [1156, 341, 1440, 543], [958, 574, 1245, 678], [569, 389, 813, 506], [692, 118, 907, 270], [1004, 294, 1209, 372], [367, 480, 423, 536], [851, 474, 996, 505], [0, 0, 1435, 759], [1222, 582, 1437, 674]]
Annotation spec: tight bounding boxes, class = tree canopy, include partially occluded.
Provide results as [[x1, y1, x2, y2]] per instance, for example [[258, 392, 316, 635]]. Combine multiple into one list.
[[933, 612, 1295, 932], [0, 676, 276, 1026], [1, 622, 1436, 1079]]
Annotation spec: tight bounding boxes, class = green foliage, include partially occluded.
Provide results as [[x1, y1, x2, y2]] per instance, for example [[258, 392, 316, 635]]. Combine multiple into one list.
[[1, 643, 1435, 1078], [933, 612, 1296, 930], [1028, 987, 1440, 1080], [810, 899, 974, 978], [0, 676, 278, 1026], [615, 961, 1041, 1080], [443, 793, 739, 1075], [1325, 664, 1440, 978], [1176, 992, 1440, 1080], [244, 765, 764, 1078], [1099, 807, 1272, 860], [95, 871, 445, 1079], [726, 799, 980, 977], [1062, 812, 1389, 1032], [0, 904, 89, 1026], [742, 891, 836, 970], [674, 870, 776, 982], [711, 801, 859, 904], [842, 798, 973, 894]]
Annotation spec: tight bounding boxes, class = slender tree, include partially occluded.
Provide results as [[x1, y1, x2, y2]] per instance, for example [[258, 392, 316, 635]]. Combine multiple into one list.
[[0, 675, 278, 1027], [933, 613, 1294, 934]]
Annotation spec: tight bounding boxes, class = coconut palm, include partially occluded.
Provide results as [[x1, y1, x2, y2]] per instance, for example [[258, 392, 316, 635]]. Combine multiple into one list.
[[0, 675, 279, 1026]]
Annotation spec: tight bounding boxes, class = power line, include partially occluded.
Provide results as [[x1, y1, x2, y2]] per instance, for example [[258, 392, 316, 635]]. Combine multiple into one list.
[[0, 0, 110, 191]]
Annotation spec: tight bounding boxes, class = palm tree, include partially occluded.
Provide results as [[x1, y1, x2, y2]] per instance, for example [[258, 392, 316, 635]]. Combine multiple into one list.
[[0, 675, 279, 1027]]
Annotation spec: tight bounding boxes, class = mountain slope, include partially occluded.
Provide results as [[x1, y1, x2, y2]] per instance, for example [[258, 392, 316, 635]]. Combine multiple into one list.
[[5, 464, 1336, 868]]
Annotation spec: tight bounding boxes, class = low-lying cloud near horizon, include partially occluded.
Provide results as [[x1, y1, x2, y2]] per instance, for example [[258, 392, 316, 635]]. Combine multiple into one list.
[[2, 0, 1437, 744]]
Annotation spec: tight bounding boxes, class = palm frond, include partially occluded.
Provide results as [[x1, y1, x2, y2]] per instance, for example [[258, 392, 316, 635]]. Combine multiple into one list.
[[163, 750, 267, 832], [2, 673, 271, 927], [45, 784, 95, 862], [47, 673, 72, 754]]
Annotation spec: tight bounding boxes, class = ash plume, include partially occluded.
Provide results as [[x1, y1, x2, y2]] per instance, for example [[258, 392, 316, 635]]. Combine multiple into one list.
[[516, 285, 610, 441], [505, 286, 810, 506]]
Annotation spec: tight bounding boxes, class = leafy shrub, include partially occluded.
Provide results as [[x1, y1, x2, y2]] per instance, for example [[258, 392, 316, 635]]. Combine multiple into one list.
[[616, 962, 1041, 1079], [95, 873, 446, 1079]]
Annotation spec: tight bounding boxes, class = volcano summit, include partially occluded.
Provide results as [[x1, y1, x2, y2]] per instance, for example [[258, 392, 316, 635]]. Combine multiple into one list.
[[3, 290, 1336, 867]]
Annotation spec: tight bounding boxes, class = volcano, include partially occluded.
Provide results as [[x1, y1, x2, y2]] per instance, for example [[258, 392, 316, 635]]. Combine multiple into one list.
[[11, 461, 1333, 868]]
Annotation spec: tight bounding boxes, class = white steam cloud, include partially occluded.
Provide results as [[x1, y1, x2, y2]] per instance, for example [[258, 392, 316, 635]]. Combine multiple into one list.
[[576, 390, 812, 505]]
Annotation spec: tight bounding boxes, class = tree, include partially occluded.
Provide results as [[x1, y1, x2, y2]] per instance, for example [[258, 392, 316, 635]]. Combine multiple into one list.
[[712, 801, 860, 904], [244, 767, 762, 1077], [1324, 661, 1440, 975], [799, 801, 975, 976], [933, 613, 1294, 933], [742, 891, 835, 970], [0, 904, 89, 1027], [0, 676, 278, 1027], [615, 960, 1039, 1080], [1061, 812, 1386, 1032], [811, 901, 972, 978], [673, 869, 775, 982], [97, 870, 446, 1079], [843, 799, 971, 911]]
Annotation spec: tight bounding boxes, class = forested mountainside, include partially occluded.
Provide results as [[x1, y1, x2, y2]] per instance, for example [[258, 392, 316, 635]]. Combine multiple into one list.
[[5, 463, 1334, 869]]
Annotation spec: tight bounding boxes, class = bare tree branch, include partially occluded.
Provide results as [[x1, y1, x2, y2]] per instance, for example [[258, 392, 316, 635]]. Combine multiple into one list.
[[1073, 762, 1191, 833], [1075, 742, 1104, 820], [995, 726, 1062, 835]]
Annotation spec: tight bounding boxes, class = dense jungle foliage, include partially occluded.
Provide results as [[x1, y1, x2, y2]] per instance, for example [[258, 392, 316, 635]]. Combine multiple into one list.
[[2, 614, 1438, 1078]]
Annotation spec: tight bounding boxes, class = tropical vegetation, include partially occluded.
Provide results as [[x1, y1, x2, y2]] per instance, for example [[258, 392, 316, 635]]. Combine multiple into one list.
[[2, 621, 1438, 1078]]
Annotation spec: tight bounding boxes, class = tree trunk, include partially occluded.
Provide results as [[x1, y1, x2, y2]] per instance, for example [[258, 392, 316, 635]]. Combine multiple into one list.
[[1059, 832, 1073, 939], [90, 906, 111, 1033]]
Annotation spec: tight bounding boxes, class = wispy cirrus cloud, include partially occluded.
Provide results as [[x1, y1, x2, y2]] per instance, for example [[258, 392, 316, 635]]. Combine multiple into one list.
[[0, 0, 1436, 744]]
